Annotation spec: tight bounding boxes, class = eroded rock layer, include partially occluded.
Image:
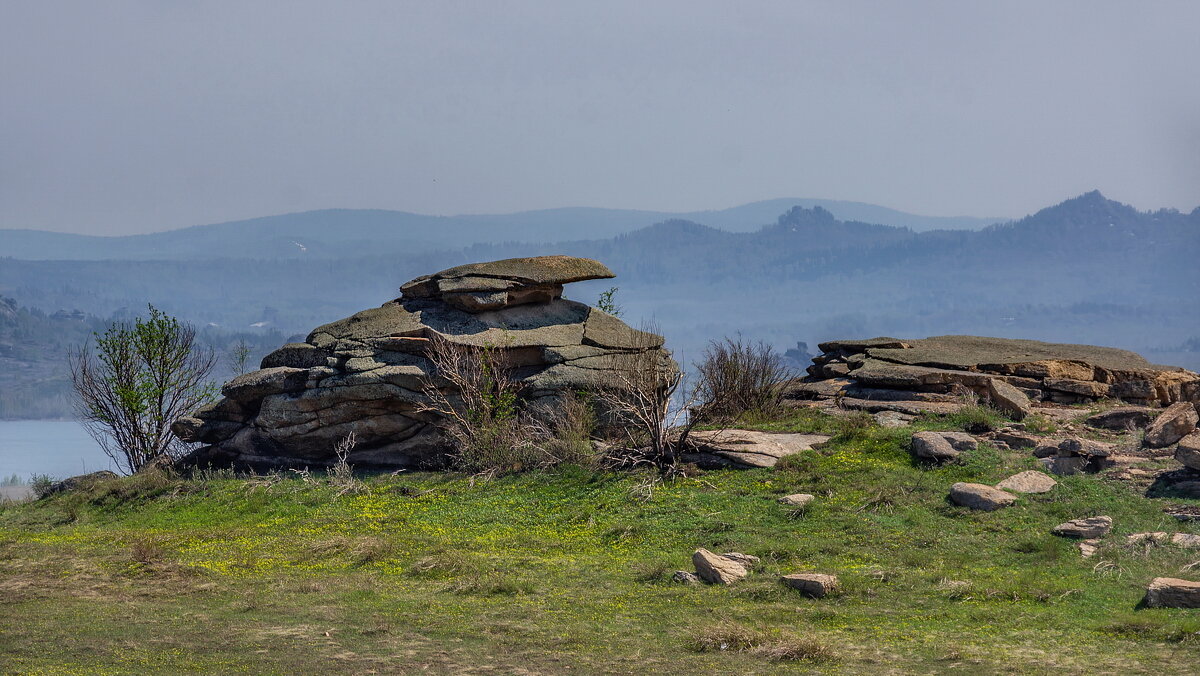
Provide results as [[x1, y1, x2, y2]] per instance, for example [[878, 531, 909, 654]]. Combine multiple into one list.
[[173, 256, 675, 471], [790, 335, 1199, 414]]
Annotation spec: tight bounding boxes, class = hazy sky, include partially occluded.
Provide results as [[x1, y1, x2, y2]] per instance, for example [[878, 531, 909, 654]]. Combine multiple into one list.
[[3, 1, 1198, 235]]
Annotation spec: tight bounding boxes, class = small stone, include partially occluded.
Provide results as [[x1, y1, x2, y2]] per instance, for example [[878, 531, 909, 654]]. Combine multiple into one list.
[[1144, 402, 1200, 449], [671, 570, 700, 584], [1078, 539, 1101, 558], [873, 410, 914, 428], [1172, 533, 1200, 548], [1175, 433, 1200, 471], [1127, 532, 1170, 545], [949, 482, 1017, 511], [1144, 577, 1200, 608], [1052, 516, 1113, 539], [995, 470, 1058, 494], [780, 573, 839, 598], [692, 548, 748, 585], [778, 493, 815, 508]]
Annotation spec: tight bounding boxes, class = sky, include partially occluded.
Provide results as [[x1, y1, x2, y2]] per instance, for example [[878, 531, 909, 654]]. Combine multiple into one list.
[[2, 1, 1198, 235]]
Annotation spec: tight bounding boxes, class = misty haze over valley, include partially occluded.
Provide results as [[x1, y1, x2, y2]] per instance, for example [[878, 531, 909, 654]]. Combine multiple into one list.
[[3, 190, 1197, 418]]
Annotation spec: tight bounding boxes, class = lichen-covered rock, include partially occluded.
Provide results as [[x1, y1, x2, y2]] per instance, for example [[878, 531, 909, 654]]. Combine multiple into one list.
[[174, 256, 676, 471]]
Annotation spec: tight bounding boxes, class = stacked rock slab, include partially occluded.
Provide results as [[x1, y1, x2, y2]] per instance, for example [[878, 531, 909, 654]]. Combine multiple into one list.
[[173, 256, 678, 471], [790, 335, 1200, 415]]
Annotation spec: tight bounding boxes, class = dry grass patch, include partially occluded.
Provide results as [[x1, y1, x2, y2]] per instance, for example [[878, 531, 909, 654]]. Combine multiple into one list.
[[688, 622, 835, 663]]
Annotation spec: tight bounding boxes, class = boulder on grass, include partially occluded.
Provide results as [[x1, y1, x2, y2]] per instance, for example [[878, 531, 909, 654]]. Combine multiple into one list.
[[949, 482, 1017, 511], [1052, 516, 1113, 539], [778, 493, 815, 508], [692, 548, 749, 585], [1144, 577, 1200, 608], [42, 470, 120, 497], [781, 573, 839, 598], [1144, 402, 1199, 448], [1175, 433, 1200, 471], [911, 431, 977, 462], [995, 470, 1058, 494]]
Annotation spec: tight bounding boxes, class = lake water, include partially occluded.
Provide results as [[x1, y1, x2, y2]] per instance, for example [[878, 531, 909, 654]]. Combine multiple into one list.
[[0, 420, 117, 481]]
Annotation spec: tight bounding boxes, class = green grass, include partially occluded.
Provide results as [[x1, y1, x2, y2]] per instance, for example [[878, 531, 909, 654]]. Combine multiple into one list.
[[2, 410, 1199, 674]]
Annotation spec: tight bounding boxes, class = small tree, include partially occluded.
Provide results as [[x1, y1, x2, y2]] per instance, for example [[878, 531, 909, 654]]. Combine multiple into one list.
[[69, 306, 218, 474]]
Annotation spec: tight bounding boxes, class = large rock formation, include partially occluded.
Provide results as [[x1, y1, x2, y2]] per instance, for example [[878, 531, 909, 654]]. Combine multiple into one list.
[[173, 256, 677, 471], [788, 335, 1200, 415]]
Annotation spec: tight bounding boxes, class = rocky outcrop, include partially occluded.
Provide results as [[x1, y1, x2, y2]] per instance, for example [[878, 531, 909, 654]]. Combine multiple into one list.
[[173, 256, 677, 471], [788, 335, 1200, 414]]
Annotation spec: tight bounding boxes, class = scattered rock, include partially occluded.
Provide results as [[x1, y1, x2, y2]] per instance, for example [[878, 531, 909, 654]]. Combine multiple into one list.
[[1172, 533, 1200, 548], [1035, 437, 1119, 475], [680, 430, 830, 469], [692, 548, 749, 585], [995, 470, 1057, 494], [873, 410, 914, 427], [718, 552, 761, 569], [1144, 402, 1200, 448], [911, 431, 977, 462], [778, 493, 815, 508], [1127, 532, 1170, 545], [671, 570, 700, 585], [1175, 433, 1200, 471], [1086, 407, 1154, 431], [780, 573, 840, 598], [987, 378, 1032, 420], [1052, 516, 1113, 539], [1144, 577, 1200, 608], [1078, 539, 1101, 558], [949, 482, 1017, 511], [992, 429, 1041, 449]]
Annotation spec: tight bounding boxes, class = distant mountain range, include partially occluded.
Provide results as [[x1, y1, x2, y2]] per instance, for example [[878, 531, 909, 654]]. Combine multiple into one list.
[[0, 198, 1004, 261], [1, 190, 1196, 419]]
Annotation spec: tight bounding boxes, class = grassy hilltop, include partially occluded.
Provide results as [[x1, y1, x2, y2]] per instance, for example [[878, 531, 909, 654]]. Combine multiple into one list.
[[1, 408, 1199, 674]]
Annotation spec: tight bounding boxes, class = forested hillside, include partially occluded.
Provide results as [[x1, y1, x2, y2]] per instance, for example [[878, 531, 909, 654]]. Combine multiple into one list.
[[1, 191, 1196, 418]]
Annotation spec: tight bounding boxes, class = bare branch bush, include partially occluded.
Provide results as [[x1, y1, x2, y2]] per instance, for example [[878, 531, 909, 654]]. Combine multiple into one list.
[[69, 305, 218, 474], [328, 431, 363, 495], [693, 336, 793, 422], [594, 322, 689, 471], [418, 334, 561, 475]]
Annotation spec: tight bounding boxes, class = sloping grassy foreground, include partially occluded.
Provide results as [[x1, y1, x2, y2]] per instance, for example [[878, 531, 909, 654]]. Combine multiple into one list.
[[2, 411, 1199, 674]]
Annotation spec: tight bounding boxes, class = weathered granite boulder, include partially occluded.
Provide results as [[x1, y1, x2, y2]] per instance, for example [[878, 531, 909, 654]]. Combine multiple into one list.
[[677, 430, 830, 469], [173, 256, 677, 471], [949, 482, 1017, 511], [910, 430, 977, 462], [1144, 577, 1200, 608], [1144, 402, 1199, 448], [789, 335, 1200, 413], [995, 470, 1057, 494], [692, 548, 750, 585], [781, 573, 839, 598]]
